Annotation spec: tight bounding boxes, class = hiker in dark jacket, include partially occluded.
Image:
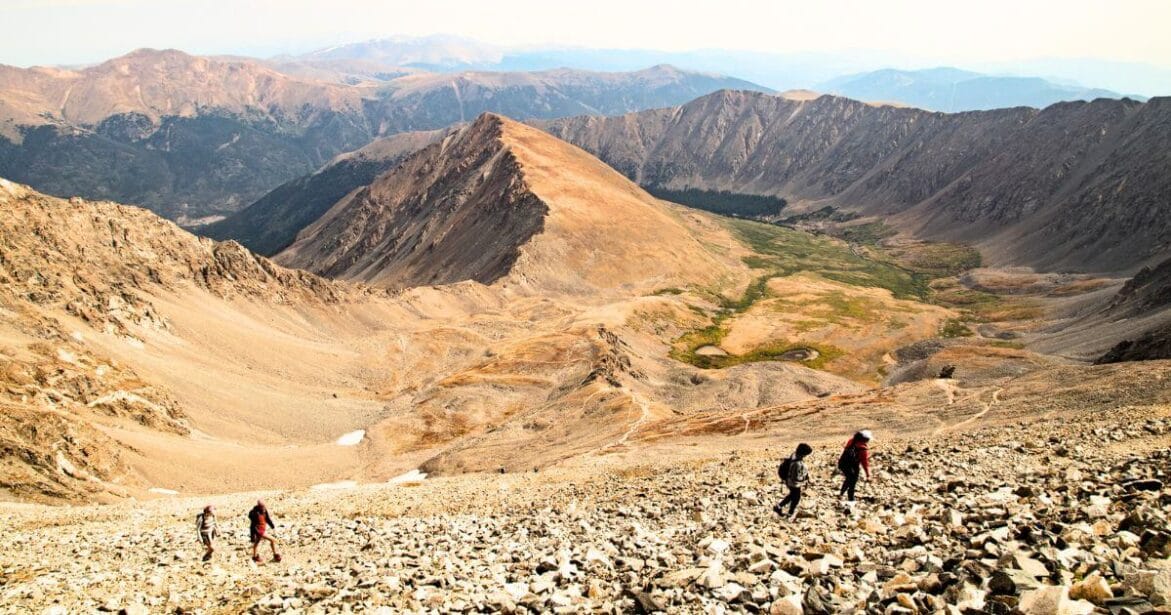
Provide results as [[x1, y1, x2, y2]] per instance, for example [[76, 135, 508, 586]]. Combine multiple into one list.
[[195, 505, 218, 561], [248, 499, 281, 563], [838, 430, 872, 503], [774, 443, 813, 520]]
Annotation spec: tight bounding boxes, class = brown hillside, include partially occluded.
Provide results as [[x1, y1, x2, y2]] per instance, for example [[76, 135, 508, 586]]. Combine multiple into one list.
[[278, 113, 727, 293]]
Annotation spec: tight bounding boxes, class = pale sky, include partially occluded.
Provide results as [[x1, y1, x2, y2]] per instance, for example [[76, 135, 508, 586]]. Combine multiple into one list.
[[2, 0, 1169, 70]]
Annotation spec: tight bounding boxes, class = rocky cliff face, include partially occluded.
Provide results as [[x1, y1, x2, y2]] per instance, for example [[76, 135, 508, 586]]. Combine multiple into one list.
[[539, 91, 1171, 273], [0, 50, 767, 220]]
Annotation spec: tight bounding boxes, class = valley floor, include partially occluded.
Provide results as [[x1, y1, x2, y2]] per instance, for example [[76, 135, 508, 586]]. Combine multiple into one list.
[[3, 365, 1170, 614]]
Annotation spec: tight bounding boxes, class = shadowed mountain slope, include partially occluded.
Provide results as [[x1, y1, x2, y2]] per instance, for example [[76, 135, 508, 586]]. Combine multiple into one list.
[[201, 128, 449, 255], [538, 90, 1171, 272]]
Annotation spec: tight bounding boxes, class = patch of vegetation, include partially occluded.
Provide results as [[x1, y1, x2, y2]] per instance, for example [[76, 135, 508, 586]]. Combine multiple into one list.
[[733, 341, 845, 370], [652, 287, 685, 296], [717, 275, 773, 311], [778, 205, 859, 225], [940, 319, 974, 338], [670, 325, 845, 371], [724, 218, 931, 300], [818, 291, 883, 323], [833, 222, 898, 246], [883, 242, 983, 277], [931, 285, 1042, 323], [647, 186, 788, 218]]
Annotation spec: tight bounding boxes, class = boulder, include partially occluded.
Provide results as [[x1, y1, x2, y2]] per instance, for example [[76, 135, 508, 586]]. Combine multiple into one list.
[[770, 594, 804, 615], [1018, 586, 1095, 615], [1068, 572, 1112, 604]]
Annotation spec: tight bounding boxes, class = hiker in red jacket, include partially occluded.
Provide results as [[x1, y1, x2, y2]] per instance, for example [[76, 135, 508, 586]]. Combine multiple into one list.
[[838, 430, 872, 503], [248, 500, 282, 563]]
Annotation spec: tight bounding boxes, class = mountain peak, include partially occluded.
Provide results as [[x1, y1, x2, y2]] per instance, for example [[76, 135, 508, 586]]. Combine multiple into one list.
[[277, 113, 725, 292]]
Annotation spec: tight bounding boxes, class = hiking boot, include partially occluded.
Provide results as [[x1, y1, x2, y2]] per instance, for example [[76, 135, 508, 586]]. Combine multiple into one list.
[[252, 554, 261, 563], [273, 553, 283, 563], [772, 503, 784, 517]]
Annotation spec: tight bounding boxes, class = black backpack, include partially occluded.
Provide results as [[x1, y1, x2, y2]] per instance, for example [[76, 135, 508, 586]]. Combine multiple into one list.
[[778, 457, 793, 481], [838, 444, 860, 471]]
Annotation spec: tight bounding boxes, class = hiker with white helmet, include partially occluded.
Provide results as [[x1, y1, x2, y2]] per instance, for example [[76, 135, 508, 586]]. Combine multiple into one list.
[[838, 430, 872, 503], [195, 505, 218, 562]]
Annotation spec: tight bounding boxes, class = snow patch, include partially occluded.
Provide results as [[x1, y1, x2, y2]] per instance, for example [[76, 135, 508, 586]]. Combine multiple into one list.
[[125, 337, 145, 350], [149, 487, 179, 496], [310, 480, 357, 491], [389, 469, 427, 485], [336, 430, 366, 446]]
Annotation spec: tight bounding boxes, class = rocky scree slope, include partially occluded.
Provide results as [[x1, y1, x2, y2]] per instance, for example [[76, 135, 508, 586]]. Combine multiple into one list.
[[1, 403, 1169, 613], [0, 178, 364, 501], [538, 90, 1171, 273]]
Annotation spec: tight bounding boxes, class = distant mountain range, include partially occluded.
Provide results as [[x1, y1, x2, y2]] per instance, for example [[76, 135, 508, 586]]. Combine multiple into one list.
[[0, 48, 767, 221], [289, 35, 1170, 99], [820, 67, 1144, 112]]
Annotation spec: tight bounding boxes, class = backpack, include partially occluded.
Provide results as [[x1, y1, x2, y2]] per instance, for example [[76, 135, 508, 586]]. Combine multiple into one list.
[[838, 444, 860, 472], [778, 457, 793, 482]]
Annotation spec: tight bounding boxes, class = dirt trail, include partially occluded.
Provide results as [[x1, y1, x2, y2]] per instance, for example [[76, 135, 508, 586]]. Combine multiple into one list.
[[934, 378, 957, 404], [602, 387, 655, 451], [934, 387, 1003, 434]]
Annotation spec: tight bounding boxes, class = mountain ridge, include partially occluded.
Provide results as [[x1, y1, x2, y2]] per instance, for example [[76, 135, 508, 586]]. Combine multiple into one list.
[[0, 48, 769, 220], [538, 90, 1171, 273], [276, 112, 727, 293]]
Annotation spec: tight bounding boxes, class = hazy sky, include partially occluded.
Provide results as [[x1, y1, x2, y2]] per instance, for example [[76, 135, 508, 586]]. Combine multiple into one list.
[[3, 0, 1170, 70]]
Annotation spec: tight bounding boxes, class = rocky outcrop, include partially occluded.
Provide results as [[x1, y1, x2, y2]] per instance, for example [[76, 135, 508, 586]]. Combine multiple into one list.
[[1096, 322, 1171, 364], [1092, 257, 1171, 364], [539, 90, 1171, 273], [1106, 257, 1171, 317]]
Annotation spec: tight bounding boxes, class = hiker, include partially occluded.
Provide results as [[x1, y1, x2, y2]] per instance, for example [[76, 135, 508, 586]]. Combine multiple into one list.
[[195, 505, 218, 561], [248, 499, 282, 563], [774, 443, 813, 520], [838, 430, 872, 503]]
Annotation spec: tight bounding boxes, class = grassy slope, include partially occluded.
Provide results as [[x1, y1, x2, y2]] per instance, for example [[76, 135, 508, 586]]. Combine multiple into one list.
[[666, 218, 993, 373]]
